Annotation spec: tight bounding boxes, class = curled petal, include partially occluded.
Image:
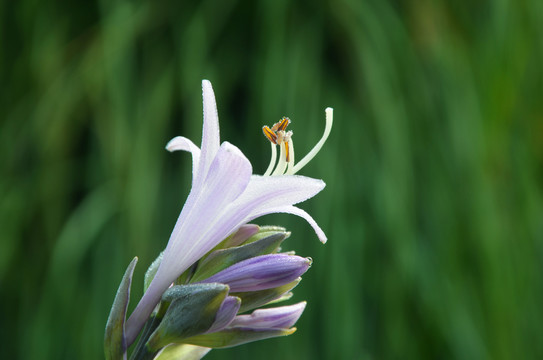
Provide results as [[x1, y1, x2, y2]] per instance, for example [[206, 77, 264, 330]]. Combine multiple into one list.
[[193, 175, 325, 252], [237, 175, 325, 211], [166, 136, 201, 185], [247, 205, 327, 243]]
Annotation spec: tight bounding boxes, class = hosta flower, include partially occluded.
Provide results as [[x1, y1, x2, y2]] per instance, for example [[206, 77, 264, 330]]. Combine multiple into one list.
[[125, 80, 333, 345]]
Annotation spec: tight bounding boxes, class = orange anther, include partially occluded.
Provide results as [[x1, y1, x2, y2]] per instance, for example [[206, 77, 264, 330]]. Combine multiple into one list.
[[262, 126, 278, 144]]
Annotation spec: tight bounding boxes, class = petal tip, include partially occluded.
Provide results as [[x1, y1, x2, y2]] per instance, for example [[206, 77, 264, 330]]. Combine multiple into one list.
[[165, 136, 180, 152], [319, 236, 328, 244]]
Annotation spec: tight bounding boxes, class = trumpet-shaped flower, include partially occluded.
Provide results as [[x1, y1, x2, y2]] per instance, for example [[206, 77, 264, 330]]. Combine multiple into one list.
[[125, 80, 332, 345]]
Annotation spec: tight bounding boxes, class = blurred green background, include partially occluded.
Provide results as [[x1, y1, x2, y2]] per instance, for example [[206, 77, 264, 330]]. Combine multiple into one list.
[[1, 0, 543, 359]]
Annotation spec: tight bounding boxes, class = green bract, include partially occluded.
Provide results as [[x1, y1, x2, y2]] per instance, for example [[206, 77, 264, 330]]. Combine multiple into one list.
[[181, 327, 296, 349], [146, 284, 231, 352], [104, 257, 138, 360]]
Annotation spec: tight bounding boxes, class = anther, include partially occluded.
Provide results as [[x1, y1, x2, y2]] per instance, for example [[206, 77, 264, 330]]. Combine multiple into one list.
[[262, 126, 278, 144], [272, 117, 290, 132]]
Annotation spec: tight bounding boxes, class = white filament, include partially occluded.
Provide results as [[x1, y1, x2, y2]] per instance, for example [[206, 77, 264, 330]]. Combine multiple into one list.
[[272, 142, 288, 176], [291, 107, 333, 174], [264, 107, 333, 177], [263, 142, 277, 176], [285, 137, 295, 175]]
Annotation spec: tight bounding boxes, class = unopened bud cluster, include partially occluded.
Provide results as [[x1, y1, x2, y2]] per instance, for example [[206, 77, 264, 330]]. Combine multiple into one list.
[[106, 225, 310, 360]]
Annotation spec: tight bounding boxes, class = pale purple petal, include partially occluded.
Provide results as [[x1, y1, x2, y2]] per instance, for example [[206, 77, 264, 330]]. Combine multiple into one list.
[[163, 141, 253, 276], [166, 136, 201, 185], [247, 205, 327, 244], [164, 142, 253, 267], [125, 142, 252, 345], [206, 296, 241, 333], [230, 302, 306, 329], [237, 175, 325, 210], [193, 175, 326, 257], [195, 80, 221, 188], [166, 136, 201, 155], [199, 254, 311, 292]]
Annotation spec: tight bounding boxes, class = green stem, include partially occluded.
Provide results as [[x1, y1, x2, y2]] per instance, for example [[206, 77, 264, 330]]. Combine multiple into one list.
[[130, 344, 159, 360], [129, 302, 169, 360]]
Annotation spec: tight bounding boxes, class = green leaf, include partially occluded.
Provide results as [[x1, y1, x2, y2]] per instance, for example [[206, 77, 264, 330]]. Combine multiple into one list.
[[234, 278, 301, 313], [104, 257, 138, 360], [181, 327, 296, 349], [190, 231, 289, 282], [145, 283, 229, 352], [144, 252, 163, 292], [242, 226, 287, 245], [155, 344, 211, 360]]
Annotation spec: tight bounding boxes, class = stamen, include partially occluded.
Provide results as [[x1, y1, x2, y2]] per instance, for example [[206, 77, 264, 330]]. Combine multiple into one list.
[[274, 117, 290, 132], [262, 126, 278, 144], [284, 138, 290, 163], [272, 142, 288, 176], [263, 142, 277, 176], [291, 108, 333, 174], [286, 137, 295, 175], [262, 118, 294, 176]]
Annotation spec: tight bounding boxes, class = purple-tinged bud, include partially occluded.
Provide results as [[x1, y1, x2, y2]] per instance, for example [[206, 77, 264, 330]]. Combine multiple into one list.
[[199, 254, 311, 292], [230, 302, 306, 329], [207, 296, 241, 333]]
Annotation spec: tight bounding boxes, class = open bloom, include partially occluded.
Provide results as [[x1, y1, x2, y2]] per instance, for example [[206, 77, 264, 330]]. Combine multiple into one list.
[[125, 80, 332, 345]]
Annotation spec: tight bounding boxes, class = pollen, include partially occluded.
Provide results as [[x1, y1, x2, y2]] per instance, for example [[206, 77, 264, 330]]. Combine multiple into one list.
[[262, 117, 291, 145], [272, 117, 290, 132], [262, 125, 278, 144], [263, 109, 332, 176]]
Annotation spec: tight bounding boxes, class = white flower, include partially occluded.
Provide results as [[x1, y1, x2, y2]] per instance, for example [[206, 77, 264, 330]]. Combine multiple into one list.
[[125, 80, 332, 345]]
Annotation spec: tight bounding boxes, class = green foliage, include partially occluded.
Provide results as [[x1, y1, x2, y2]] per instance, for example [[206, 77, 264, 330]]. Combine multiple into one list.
[[147, 284, 231, 352], [1, 0, 542, 359], [105, 257, 138, 360]]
